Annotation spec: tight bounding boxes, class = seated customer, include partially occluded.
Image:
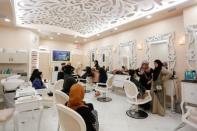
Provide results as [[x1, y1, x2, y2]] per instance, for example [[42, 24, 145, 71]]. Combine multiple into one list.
[[81, 66, 94, 79], [67, 84, 98, 131], [128, 69, 146, 98], [30, 69, 40, 83], [62, 77, 77, 95], [57, 63, 66, 80], [32, 72, 46, 89], [67, 62, 75, 74], [63, 65, 74, 80]]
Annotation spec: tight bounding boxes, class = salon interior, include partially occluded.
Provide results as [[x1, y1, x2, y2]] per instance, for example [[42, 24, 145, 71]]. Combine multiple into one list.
[[0, 0, 197, 131]]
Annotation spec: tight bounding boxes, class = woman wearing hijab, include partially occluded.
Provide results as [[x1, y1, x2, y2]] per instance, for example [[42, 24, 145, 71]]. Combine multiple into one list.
[[67, 84, 98, 131], [94, 60, 100, 70], [62, 77, 77, 95], [152, 59, 172, 116], [32, 71, 46, 89], [81, 66, 94, 79], [30, 69, 40, 83], [136, 61, 153, 90]]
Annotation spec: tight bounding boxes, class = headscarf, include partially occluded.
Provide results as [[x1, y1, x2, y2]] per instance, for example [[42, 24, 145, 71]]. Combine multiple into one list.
[[67, 84, 87, 110], [62, 77, 77, 94], [30, 69, 39, 82], [153, 59, 163, 81]]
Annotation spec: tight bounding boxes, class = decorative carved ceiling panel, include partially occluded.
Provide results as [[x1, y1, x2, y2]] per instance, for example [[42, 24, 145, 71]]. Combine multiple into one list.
[[13, 0, 188, 37]]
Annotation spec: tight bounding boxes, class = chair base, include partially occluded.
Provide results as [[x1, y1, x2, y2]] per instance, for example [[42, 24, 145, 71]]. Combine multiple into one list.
[[97, 97, 112, 102], [126, 109, 148, 119]]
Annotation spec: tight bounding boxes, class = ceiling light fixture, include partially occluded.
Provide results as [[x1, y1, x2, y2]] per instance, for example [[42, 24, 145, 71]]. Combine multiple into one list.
[[37, 29, 41, 32], [4, 18, 11, 22], [146, 15, 152, 19]]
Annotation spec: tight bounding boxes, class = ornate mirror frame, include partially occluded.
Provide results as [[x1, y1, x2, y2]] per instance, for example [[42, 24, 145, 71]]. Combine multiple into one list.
[[118, 40, 137, 69], [145, 32, 176, 70], [186, 25, 197, 71]]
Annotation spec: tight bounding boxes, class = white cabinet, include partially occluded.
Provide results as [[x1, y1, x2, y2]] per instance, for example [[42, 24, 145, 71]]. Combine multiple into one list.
[[181, 82, 197, 105], [0, 52, 28, 64]]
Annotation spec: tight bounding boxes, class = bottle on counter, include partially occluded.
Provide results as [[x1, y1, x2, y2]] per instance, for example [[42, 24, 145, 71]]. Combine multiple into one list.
[[191, 70, 196, 80]]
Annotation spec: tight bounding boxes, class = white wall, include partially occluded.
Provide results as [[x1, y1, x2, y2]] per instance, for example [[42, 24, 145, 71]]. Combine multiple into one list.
[[0, 26, 39, 49], [39, 39, 84, 80], [83, 16, 187, 79]]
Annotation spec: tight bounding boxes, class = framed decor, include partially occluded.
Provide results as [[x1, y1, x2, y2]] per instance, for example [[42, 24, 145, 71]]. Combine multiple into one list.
[[145, 32, 176, 70], [186, 25, 197, 71]]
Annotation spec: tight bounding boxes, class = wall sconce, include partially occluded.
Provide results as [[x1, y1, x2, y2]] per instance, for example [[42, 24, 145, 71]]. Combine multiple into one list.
[[178, 36, 185, 45], [112, 46, 117, 53], [137, 43, 143, 50], [96, 48, 99, 55]]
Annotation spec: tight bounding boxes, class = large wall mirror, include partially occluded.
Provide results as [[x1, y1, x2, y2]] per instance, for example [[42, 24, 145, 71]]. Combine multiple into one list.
[[88, 49, 96, 67], [186, 25, 197, 71], [97, 46, 112, 71], [118, 41, 137, 69], [145, 32, 176, 70]]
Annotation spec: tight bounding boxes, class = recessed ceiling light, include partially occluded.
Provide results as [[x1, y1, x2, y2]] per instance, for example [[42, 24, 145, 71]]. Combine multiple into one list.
[[114, 27, 118, 31], [146, 15, 152, 19], [57, 33, 61, 35], [50, 37, 54, 40], [4, 18, 11, 22]]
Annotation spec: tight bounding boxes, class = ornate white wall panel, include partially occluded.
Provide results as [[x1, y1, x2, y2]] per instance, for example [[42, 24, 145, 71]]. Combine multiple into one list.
[[13, 0, 188, 37], [186, 25, 197, 71], [145, 32, 176, 70]]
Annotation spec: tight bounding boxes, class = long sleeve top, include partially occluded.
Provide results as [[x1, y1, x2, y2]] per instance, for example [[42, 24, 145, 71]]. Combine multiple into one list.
[[76, 106, 96, 131]]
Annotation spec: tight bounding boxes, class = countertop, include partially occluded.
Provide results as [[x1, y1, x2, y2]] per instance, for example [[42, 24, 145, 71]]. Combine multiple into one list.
[[182, 80, 197, 84]]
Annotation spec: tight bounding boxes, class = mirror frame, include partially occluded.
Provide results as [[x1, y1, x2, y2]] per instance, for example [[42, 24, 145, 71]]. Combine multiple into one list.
[[118, 40, 137, 69], [145, 32, 176, 70], [186, 25, 197, 71]]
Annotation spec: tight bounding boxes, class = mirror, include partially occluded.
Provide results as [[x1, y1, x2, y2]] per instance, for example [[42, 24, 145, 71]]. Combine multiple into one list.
[[145, 32, 176, 70], [118, 41, 137, 69], [97, 46, 112, 71], [88, 49, 96, 67], [149, 42, 169, 67]]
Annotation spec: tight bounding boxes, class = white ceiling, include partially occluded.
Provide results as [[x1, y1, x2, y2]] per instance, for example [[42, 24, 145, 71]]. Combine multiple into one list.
[[12, 0, 191, 38]]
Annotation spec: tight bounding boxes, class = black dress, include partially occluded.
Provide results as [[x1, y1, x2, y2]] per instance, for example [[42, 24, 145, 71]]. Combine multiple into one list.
[[136, 68, 153, 90], [76, 106, 96, 131]]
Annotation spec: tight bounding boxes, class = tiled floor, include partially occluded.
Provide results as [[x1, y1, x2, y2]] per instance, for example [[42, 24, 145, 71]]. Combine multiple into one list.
[[2, 89, 196, 131]]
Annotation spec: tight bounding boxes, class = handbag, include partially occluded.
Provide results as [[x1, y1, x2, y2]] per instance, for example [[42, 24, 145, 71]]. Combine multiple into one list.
[[154, 73, 163, 91]]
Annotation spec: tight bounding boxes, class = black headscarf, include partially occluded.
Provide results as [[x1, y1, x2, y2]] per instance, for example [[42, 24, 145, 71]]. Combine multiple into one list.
[[30, 69, 39, 83], [153, 60, 163, 81], [62, 77, 77, 95]]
